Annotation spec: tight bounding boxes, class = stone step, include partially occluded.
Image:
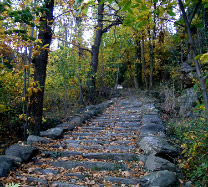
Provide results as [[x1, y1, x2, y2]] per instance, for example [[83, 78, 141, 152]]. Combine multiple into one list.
[[82, 153, 139, 161], [50, 161, 128, 171], [62, 139, 131, 145], [51, 182, 87, 187], [104, 176, 139, 185], [81, 127, 139, 131], [66, 144, 136, 152], [71, 132, 135, 137]]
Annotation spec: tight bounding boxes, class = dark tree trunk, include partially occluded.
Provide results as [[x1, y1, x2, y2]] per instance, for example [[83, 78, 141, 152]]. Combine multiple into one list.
[[149, 2, 156, 91], [142, 35, 148, 90], [134, 37, 141, 89], [29, 0, 54, 135], [178, 0, 208, 118], [86, 0, 104, 103]]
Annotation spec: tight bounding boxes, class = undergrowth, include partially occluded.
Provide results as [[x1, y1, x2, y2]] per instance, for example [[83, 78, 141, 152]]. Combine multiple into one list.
[[167, 114, 208, 186]]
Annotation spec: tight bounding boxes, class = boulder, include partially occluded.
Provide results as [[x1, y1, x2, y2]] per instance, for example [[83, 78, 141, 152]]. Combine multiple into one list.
[[0, 156, 18, 177], [139, 123, 166, 137], [138, 136, 178, 161], [5, 144, 39, 163], [145, 155, 176, 172], [178, 88, 198, 117], [139, 170, 176, 187], [56, 123, 75, 132], [141, 115, 163, 125], [70, 116, 84, 125], [27, 135, 51, 144], [40, 127, 63, 140]]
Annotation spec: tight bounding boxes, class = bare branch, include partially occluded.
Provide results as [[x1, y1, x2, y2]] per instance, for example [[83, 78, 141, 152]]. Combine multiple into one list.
[[158, 18, 185, 28], [57, 38, 92, 54], [102, 18, 123, 33]]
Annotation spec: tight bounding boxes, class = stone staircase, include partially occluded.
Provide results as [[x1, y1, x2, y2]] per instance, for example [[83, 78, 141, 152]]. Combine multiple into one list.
[[0, 93, 179, 187]]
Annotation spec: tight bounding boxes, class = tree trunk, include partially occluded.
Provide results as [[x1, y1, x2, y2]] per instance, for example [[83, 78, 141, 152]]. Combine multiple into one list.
[[142, 35, 148, 90], [115, 41, 122, 89], [86, 0, 104, 103], [99, 41, 104, 93], [76, 14, 85, 106], [134, 38, 141, 89], [149, 3, 156, 91], [178, 0, 208, 118], [29, 0, 54, 135]]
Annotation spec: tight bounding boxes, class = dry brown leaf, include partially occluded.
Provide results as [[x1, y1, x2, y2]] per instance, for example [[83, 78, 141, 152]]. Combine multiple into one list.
[[27, 168, 35, 173], [138, 161, 144, 166], [132, 184, 140, 187], [122, 171, 130, 177], [46, 173, 54, 181]]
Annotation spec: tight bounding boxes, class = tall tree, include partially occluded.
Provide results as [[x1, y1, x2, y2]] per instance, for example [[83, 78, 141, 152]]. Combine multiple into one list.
[[86, 1, 122, 103], [178, 0, 208, 117], [29, 0, 54, 135]]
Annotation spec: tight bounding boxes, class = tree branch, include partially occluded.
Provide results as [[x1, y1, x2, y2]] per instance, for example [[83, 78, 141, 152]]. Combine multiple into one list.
[[189, 0, 202, 25], [158, 18, 185, 28], [102, 18, 123, 33], [57, 38, 92, 54]]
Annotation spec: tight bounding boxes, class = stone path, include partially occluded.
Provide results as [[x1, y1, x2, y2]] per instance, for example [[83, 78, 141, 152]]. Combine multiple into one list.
[[0, 92, 179, 186]]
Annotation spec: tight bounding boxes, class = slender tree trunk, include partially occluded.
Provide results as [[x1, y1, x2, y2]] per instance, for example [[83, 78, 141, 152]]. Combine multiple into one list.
[[115, 41, 122, 89], [86, 0, 104, 103], [181, 43, 183, 63], [134, 38, 141, 89], [149, 2, 156, 91], [203, 8, 208, 51], [63, 84, 68, 118], [29, 0, 54, 135], [178, 0, 208, 118], [99, 41, 104, 93], [142, 35, 148, 90], [148, 30, 153, 91]]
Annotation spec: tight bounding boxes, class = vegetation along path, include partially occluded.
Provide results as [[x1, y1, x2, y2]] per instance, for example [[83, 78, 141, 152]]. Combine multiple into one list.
[[0, 92, 179, 186]]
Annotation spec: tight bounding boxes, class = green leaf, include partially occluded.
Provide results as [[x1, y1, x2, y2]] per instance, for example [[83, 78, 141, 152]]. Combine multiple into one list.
[[167, 10, 176, 16], [153, 0, 158, 3], [100, 0, 105, 4], [127, 7, 133, 14], [123, 1, 131, 12], [83, 4, 89, 14], [108, 0, 113, 3]]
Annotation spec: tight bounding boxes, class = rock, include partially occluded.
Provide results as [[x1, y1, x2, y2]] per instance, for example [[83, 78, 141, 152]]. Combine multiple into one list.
[[141, 115, 163, 125], [26, 177, 48, 185], [183, 181, 192, 187], [51, 161, 128, 171], [5, 144, 39, 163], [27, 135, 51, 144], [178, 88, 198, 117], [139, 170, 176, 187], [70, 116, 84, 125], [0, 156, 18, 177], [57, 123, 75, 132], [65, 173, 85, 179], [145, 155, 176, 172], [52, 182, 86, 187], [105, 176, 139, 185], [139, 124, 166, 137], [82, 153, 139, 161], [40, 127, 63, 140], [181, 63, 195, 88], [138, 136, 178, 161], [41, 151, 82, 158], [34, 168, 59, 175], [181, 62, 195, 73]]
